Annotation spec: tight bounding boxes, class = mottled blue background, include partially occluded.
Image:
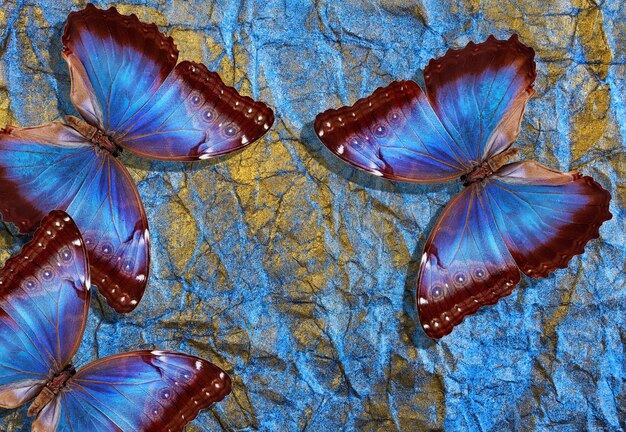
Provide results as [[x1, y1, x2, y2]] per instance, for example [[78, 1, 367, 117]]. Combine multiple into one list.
[[0, 0, 624, 430]]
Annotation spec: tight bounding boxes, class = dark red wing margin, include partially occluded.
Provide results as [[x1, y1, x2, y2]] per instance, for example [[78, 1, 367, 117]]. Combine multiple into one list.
[[314, 80, 469, 183]]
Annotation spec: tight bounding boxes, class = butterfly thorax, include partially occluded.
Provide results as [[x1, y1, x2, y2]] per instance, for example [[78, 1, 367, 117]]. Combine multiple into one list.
[[66, 115, 122, 157], [27, 364, 76, 417], [461, 148, 518, 186]]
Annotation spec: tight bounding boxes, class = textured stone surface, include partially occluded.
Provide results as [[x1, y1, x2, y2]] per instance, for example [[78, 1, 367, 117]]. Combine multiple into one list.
[[0, 0, 624, 430]]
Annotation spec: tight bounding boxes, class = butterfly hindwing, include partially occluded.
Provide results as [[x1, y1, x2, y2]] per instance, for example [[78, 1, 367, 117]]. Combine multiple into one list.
[[314, 80, 469, 182], [43, 351, 231, 432], [424, 34, 537, 162], [0, 211, 89, 409], [0, 123, 149, 313], [486, 161, 612, 277], [418, 162, 612, 338], [417, 183, 521, 338], [62, 4, 274, 161]]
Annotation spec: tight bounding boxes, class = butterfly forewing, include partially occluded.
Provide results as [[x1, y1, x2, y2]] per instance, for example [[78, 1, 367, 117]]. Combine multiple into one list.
[[62, 4, 179, 132], [0, 211, 89, 409], [424, 34, 537, 163], [47, 351, 231, 432], [315, 80, 469, 182], [62, 4, 274, 161], [0, 123, 149, 313]]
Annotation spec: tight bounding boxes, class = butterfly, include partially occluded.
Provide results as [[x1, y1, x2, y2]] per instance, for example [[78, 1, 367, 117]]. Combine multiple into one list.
[[0, 210, 232, 431], [0, 4, 275, 313], [314, 34, 612, 338]]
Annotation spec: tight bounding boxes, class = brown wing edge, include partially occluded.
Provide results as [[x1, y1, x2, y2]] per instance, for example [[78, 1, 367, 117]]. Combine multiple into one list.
[[149, 350, 232, 431], [417, 273, 522, 340], [313, 80, 417, 153], [314, 80, 461, 183], [424, 33, 537, 101], [181, 61, 275, 155]]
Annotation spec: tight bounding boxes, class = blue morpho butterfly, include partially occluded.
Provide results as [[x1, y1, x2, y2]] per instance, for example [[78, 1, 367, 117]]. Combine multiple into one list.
[[0, 210, 231, 431], [0, 4, 274, 313], [314, 35, 612, 338]]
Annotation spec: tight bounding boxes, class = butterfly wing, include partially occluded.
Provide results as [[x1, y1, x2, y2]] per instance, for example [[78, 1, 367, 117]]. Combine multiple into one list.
[[314, 35, 536, 182], [314, 80, 470, 183], [417, 162, 612, 338], [0, 211, 89, 408], [424, 34, 537, 162], [417, 183, 521, 338], [486, 161, 612, 277], [33, 351, 231, 432], [62, 4, 274, 161], [0, 123, 149, 313]]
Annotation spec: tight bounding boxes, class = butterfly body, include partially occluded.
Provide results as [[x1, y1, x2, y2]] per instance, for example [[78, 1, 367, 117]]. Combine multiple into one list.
[[65, 115, 122, 156], [27, 365, 75, 418], [314, 34, 612, 338], [460, 147, 518, 185]]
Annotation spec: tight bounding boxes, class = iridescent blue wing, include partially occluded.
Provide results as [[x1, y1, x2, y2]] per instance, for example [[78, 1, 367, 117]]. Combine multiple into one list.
[[486, 161, 612, 277], [0, 123, 149, 313], [62, 4, 274, 161], [424, 34, 536, 162], [32, 351, 231, 432], [0, 211, 89, 409], [417, 183, 521, 338], [314, 80, 469, 183], [314, 35, 537, 182], [417, 162, 611, 338]]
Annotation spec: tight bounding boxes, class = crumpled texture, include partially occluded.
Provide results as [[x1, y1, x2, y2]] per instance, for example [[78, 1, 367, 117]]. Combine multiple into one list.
[[0, 0, 624, 430]]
